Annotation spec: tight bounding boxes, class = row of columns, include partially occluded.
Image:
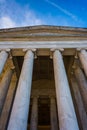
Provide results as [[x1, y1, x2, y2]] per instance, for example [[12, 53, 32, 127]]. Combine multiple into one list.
[[0, 68, 13, 116], [0, 48, 87, 130], [0, 49, 14, 118], [74, 66, 87, 113], [70, 76, 87, 130]]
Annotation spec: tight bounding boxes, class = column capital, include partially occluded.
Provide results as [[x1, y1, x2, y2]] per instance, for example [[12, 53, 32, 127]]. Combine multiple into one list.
[[76, 48, 87, 52], [50, 48, 64, 52], [75, 48, 87, 59], [75, 48, 87, 60], [23, 48, 37, 59], [23, 48, 36, 52], [50, 48, 64, 59], [0, 49, 10, 53], [76, 48, 82, 51], [10, 66, 15, 72]]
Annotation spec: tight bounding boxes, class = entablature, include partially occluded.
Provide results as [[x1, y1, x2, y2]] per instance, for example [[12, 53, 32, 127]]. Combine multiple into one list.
[[0, 25, 87, 56]]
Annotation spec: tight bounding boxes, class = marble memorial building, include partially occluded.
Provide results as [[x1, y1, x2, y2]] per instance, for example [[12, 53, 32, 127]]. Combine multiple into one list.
[[0, 25, 87, 130]]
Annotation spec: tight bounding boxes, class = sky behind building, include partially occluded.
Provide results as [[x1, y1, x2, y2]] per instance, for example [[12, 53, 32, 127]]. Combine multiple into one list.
[[0, 0, 87, 28]]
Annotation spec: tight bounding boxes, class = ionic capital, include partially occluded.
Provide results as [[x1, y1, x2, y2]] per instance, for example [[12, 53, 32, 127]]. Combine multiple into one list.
[[23, 48, 37, 59], [23, 48, 36, 52], [50, 48, 64, 52], [0, 48, 10, 53], [76, 48, 87, 52], [10, 66, 15, 72], [50, 48, 64, 59]]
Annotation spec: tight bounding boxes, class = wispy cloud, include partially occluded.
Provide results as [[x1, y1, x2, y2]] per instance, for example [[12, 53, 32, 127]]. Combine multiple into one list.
[[0, 13, 43, 29], [44, 0, 78, 21], [0, 0, 44, 28], [0, 0, 85, 29], [0, 16, 16, 28], [21, 11, 43, 26]]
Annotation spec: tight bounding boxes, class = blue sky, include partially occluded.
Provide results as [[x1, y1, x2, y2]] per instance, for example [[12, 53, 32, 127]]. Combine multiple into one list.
[[0, 0, 87, 28]]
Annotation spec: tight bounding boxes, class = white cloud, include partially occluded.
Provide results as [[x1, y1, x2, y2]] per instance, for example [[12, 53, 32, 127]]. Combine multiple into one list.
[[0, 0, 84, 29], [0, 16, 16, 28], [0, 11, 43, 29], [0, 0, 44, 29], [21, 11, 43, 26]]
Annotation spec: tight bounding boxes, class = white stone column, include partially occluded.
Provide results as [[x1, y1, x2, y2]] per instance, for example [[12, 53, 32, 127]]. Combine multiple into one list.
[[0, 68, 13, 115], [0, 50, 9, 74], [53, 50, 79, 130], [78, 49, 87, 77], [30, 97, 38, 130], [0, 75, 17, 130], [70, 76, 87, 130], [50, 97, 58, 130], [7, 50, 34, 130], [74, 66, 87, 112]]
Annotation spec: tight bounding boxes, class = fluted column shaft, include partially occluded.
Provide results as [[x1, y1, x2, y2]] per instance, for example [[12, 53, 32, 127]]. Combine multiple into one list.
[[30, 97, 38, 130], [74, 66, 87, 112], [0, 50, 8, 74], [50, 97, 58, 130], [53, 50, 79, 130], [0, 68, 13, 115], [78, 49, 87, 77], [7, 50, 34, 130]]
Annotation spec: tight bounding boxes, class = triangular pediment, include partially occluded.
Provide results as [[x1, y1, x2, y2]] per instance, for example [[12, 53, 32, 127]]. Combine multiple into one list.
[[0, 25, 87, 41]]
